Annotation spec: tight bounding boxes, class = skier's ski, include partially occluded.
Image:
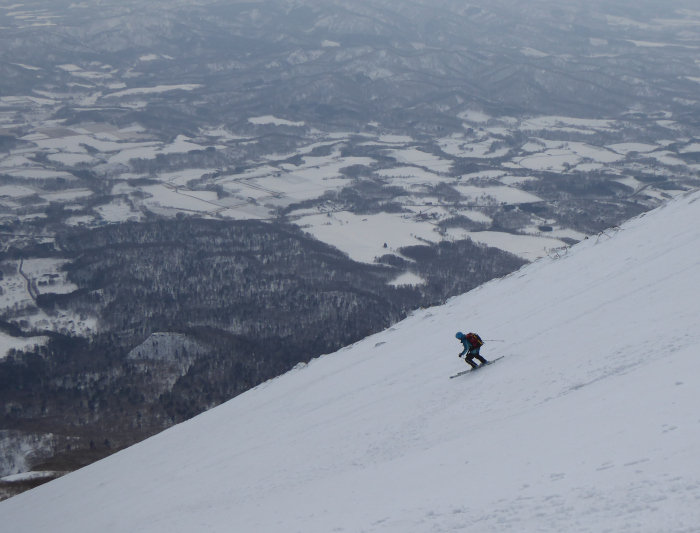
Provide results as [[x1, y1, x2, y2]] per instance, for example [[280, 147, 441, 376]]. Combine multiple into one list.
[[450, 356, 504, 379]]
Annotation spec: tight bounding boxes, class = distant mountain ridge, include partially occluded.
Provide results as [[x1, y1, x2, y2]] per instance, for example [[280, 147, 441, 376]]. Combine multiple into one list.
[[2, 0, 700, 129]]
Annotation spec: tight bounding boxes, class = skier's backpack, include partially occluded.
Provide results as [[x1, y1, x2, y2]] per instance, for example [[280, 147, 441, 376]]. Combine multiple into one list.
[[465, 333, 484, 348]]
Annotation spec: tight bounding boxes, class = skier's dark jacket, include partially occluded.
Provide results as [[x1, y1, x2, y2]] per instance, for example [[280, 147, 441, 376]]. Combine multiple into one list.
[[456, 332, 480, 357]]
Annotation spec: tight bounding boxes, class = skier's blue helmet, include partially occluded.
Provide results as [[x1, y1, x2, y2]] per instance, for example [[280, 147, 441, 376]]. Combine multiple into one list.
[[455, 332, 464, 339]]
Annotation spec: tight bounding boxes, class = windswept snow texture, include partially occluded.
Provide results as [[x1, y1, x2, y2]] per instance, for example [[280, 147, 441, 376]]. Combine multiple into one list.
[[2, 192, 700, 531]]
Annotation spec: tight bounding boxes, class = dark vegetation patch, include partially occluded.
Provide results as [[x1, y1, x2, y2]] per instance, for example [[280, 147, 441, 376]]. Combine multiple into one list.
[[377, 239, 526, 303], [437, 215, 490, 232], [282, 180, 410, 216]]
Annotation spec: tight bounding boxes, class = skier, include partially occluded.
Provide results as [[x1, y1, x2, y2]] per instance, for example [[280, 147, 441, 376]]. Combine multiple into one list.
[[455, 332, 489, 369]]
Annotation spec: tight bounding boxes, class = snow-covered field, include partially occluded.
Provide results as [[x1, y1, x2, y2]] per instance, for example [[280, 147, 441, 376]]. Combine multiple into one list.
[[138, 185, 221, 214], [0, 432, 56, 478], [298, 211, 441, 263], [607, 142, 658, 155], [389, 272, 425, 287], [0, 258, 97, 340], [376, 166, 444, 183], [445, 229, 567, 261], [2, 189, 699, 532], [19, 258, 78, 295], [0, 332, 48, 361], [248, 116, 306, 127], [104, 84, 202, 98], [454, 184, 542, 204], [0, 471, 59, 483], [107, 135, 217, 164], [0, 184, 36, 198], [2, 107, 697, 287], [0, 263, 34, 310], [438, 138, 510, 159], [296, 195, 563, 263]]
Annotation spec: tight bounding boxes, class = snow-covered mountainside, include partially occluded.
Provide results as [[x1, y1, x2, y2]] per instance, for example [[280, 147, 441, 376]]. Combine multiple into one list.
[[2, 191, 700, 531]]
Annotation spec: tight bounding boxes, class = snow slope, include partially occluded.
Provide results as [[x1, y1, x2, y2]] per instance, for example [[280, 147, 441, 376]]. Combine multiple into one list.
[[2, 191, 700, 532]]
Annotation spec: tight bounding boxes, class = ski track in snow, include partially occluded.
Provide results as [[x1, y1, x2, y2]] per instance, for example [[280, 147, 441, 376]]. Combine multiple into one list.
[[2, 192, 700, 532]]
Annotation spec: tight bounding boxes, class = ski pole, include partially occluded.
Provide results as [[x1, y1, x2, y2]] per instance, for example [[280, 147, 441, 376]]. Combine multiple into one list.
[[483, 339, 505, 342]]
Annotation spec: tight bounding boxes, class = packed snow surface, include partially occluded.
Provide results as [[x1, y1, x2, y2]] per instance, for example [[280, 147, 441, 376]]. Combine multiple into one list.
[[2, 192, 700, 532]]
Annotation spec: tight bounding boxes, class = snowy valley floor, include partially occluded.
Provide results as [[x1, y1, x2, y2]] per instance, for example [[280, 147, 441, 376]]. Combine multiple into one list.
[[1, 191, 700, 532]]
